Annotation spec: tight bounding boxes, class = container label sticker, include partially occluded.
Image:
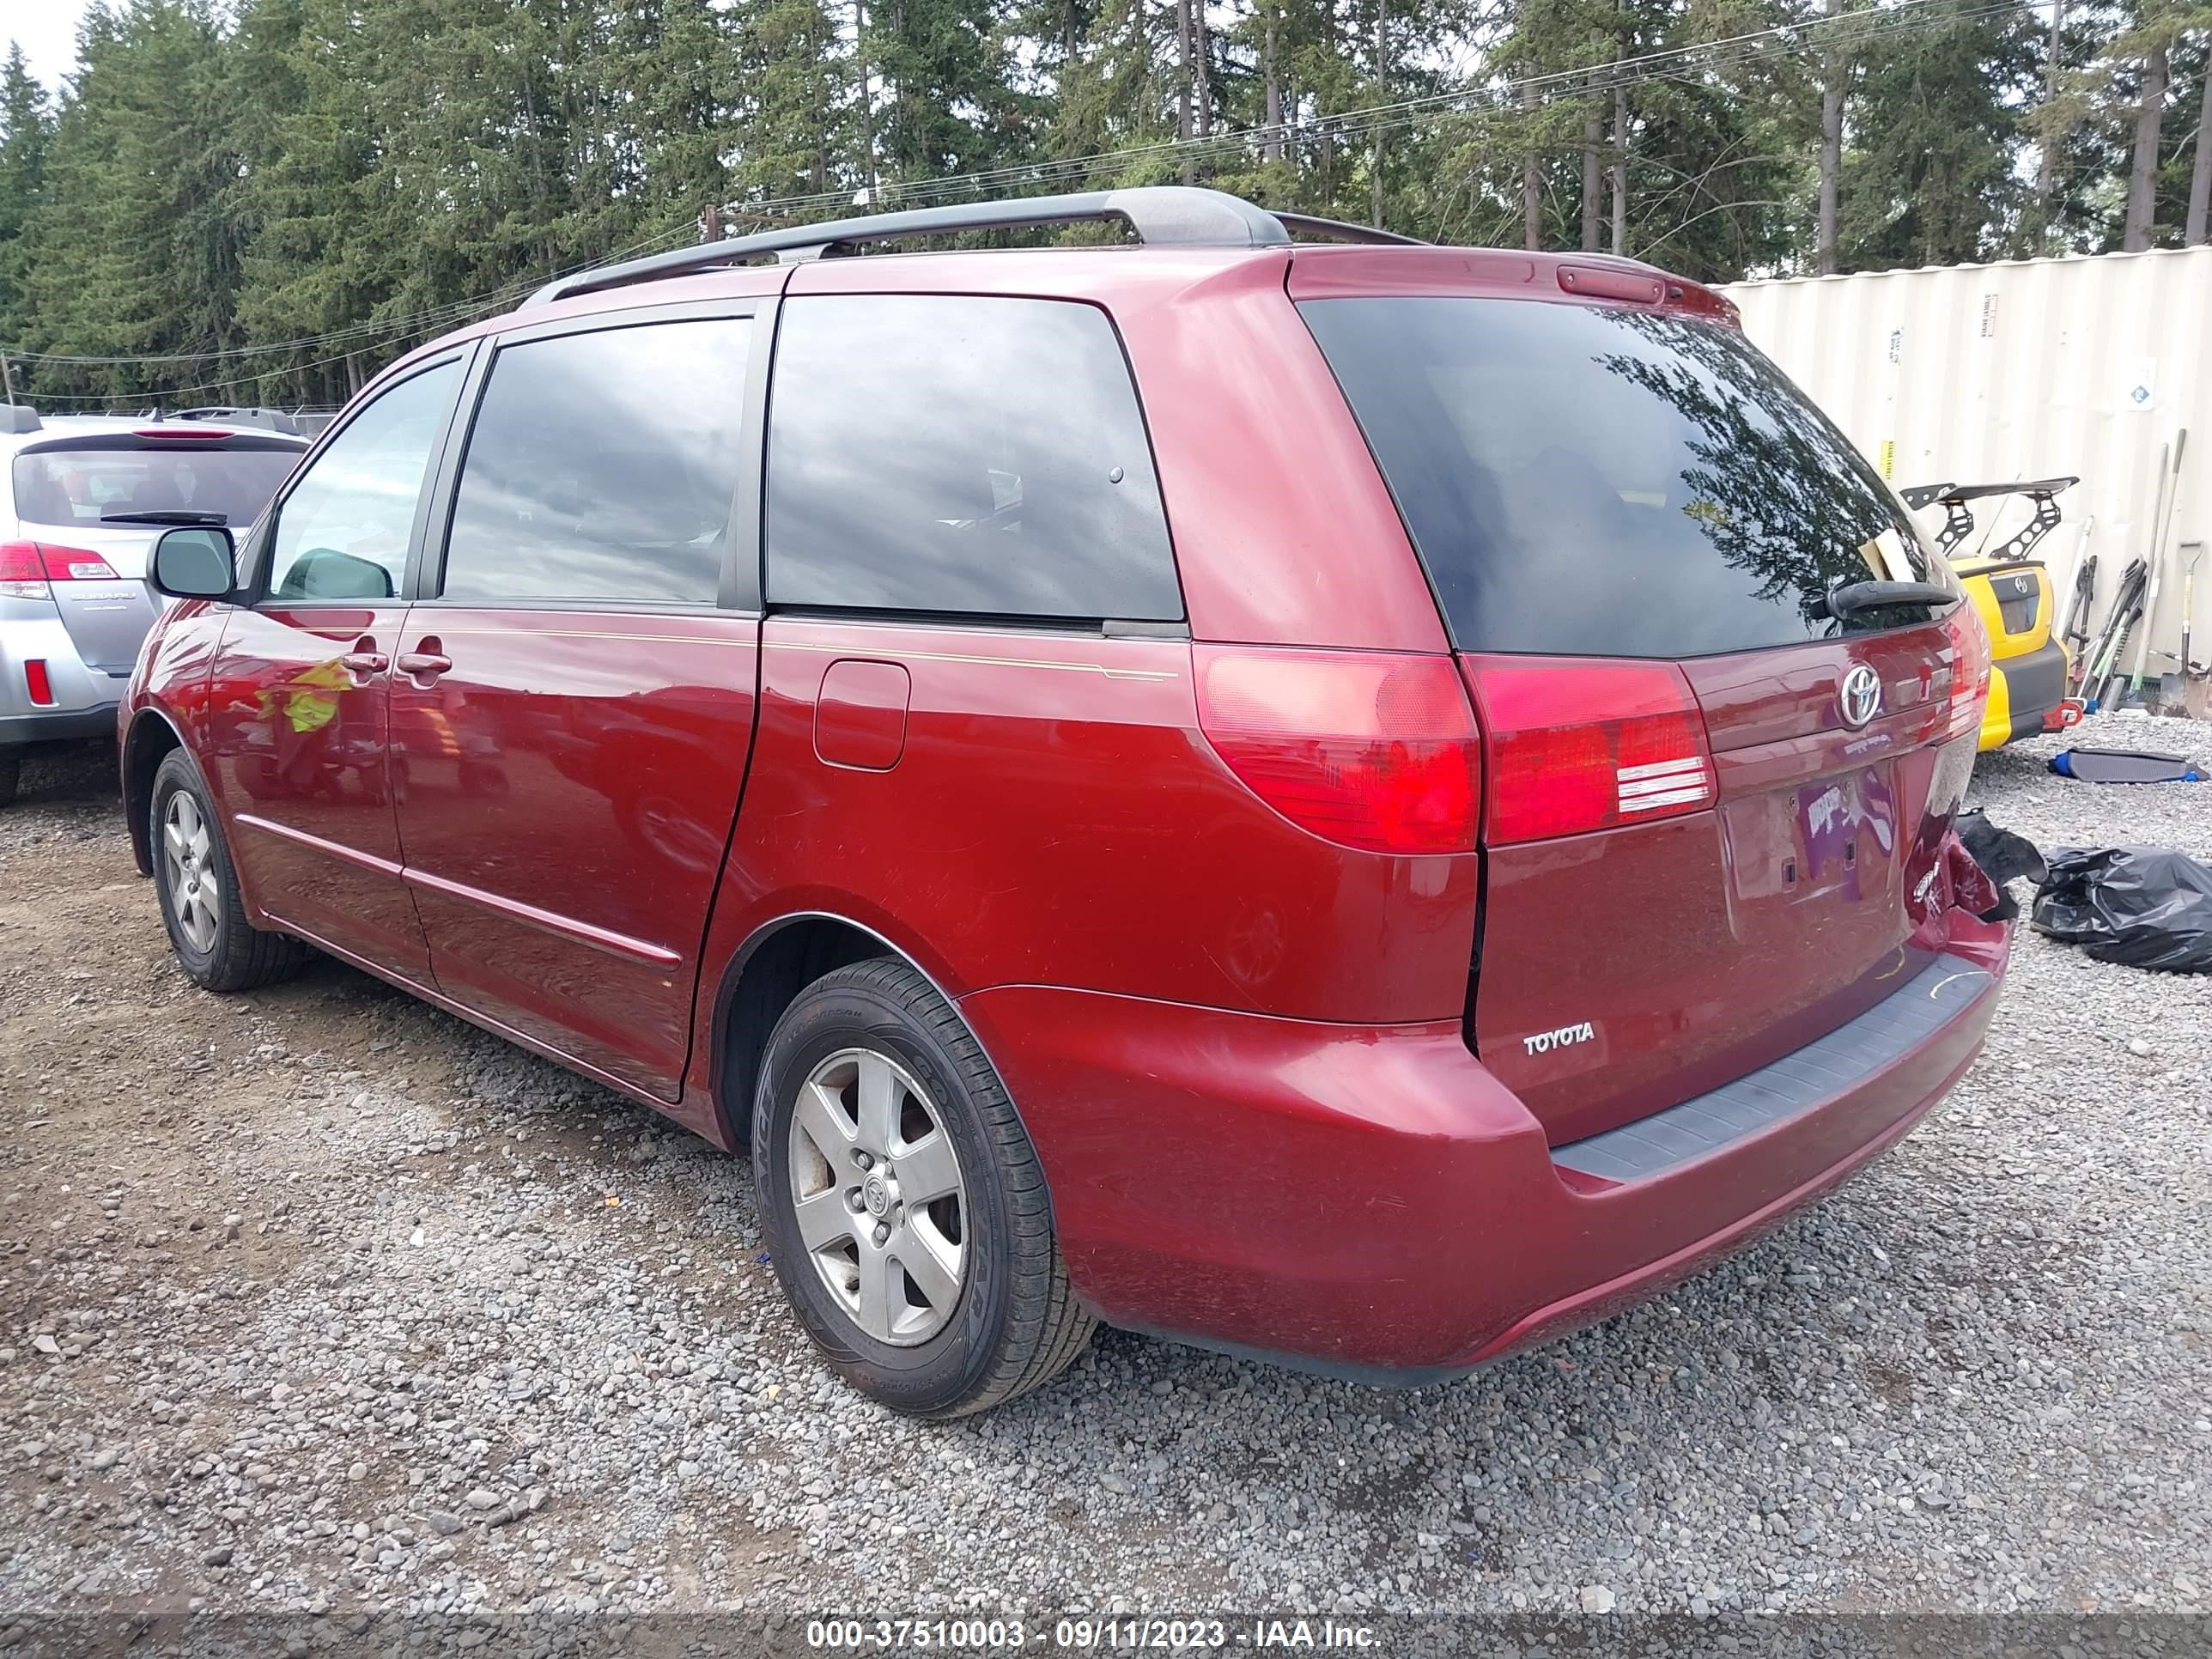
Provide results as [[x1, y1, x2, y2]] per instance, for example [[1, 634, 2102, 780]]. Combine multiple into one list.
[[2116, 356, 2157, 411]]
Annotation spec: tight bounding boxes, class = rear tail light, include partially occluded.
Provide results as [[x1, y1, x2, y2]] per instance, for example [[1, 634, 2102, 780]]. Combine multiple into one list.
[[0, 539, 118, 589], [1195, 647, 1480, 854], [0, 541, 49, 598], [44, 546, 120, 582], [24, 660, 54, 705], [1461, 656, 1716, 844], [1940, 602, 1991, 742]]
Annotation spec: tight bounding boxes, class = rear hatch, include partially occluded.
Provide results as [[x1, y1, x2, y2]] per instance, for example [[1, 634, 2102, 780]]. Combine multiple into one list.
[[1955, 557, 2052, 660], [8, 429, 301, 671], [1299, 281, 1985, 1146]]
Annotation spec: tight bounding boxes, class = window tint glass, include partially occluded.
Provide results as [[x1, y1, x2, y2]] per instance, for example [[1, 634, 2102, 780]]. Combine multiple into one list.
[[765, 295, 1181, 621], [1299, 297, 1943, 658], [266, 361, 460, 602], [13, 446, 298, 530], [441, 318, 752, 605]]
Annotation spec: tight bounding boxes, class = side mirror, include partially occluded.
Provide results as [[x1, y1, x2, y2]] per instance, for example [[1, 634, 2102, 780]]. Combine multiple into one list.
[[151, 526, 236, 599]]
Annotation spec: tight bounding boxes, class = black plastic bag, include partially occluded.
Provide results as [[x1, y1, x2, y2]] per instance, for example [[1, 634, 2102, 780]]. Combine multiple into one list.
[[1954, 809, 2046, 922], [2030, 846, 2212, 972]]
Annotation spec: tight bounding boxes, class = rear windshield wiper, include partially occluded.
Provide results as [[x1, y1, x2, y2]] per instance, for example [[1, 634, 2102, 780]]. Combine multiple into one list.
[[99, 509, 229, 527], [1820, 580, 1957, 619]]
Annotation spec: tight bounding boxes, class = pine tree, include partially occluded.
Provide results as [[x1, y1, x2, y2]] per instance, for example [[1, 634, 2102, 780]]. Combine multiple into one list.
[[727, 0, 854, 209], [2177, 27, 2210, 240], [9, 0, 250, 404], [0, 40, 56, 348], [1838, 0, 2039, 269], [2128, 3, 2212, 243], [0, 44, 51, 247], [0, 0, 2186, 407], [871, 0, 1033, 185]]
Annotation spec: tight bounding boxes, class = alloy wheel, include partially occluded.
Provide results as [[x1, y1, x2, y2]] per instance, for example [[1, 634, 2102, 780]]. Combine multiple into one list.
[[161, 791, 220, 955], [786, 1046, 969, 1346]]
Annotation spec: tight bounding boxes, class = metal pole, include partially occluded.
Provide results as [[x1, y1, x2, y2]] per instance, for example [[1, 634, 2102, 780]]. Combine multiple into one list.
[[2130, 430, 2187, 693]]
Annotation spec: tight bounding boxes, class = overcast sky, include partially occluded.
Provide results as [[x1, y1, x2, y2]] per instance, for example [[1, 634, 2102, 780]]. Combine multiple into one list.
[[10, 0, 98, 93]]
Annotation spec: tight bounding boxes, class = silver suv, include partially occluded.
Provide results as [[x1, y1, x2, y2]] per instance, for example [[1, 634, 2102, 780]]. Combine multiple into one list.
[[1, 408, 305, 803]]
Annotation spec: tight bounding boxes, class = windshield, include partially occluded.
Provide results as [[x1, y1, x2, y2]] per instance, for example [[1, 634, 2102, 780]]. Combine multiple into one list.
[[13, 445, 300, 530], [1299, 296, 1947, 658]]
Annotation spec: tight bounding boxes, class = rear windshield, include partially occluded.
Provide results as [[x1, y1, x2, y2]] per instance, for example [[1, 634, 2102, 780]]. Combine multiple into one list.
[[12, 445, 299, 530], [1299, 296, 1942, 658]]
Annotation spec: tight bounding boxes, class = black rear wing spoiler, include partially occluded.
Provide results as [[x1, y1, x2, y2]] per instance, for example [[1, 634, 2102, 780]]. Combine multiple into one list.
[[1899, 477, 2079, 563]]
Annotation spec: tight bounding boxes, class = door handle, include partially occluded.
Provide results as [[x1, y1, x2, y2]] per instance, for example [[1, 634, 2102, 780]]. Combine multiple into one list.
[[339, 637, 388, 679], [396, 649, 452, 682]]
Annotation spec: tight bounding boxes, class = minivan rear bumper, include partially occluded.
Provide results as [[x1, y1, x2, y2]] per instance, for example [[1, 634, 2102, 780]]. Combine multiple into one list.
[[961, 904, 2008, 1382]]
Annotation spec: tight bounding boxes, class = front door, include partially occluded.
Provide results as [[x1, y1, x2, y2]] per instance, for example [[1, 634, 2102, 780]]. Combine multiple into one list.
[[202, 357, 467, 978], [387, 312, 763, 1097]]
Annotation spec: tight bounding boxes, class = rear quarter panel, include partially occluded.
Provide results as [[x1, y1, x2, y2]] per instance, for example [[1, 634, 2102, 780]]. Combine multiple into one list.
[[693, 618, 1479, 1023]]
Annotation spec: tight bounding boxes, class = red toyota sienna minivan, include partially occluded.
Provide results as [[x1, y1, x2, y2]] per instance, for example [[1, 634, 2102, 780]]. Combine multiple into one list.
[[122, 188, 2008, 1418]]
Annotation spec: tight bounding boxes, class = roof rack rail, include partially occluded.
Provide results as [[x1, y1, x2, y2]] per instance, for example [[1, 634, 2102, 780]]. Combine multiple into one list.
[[524, 186, 1424, 308], [173, 405, 304, 436]]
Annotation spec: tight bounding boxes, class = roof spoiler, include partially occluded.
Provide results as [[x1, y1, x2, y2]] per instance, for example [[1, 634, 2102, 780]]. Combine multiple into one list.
[[526, 186, 1425, 308]]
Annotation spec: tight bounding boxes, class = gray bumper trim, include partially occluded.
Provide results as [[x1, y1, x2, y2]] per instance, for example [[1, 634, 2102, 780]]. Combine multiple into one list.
[[1550, 957, 1993, 1184], [0, 706, 119, 747]]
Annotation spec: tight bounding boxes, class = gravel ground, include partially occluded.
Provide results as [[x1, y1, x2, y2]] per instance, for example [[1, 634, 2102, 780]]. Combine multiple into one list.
[[2, 717, 2209, 1632]]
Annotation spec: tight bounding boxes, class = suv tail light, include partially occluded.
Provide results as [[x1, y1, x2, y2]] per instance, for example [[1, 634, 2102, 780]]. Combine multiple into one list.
[[1461, 656, 1716, 844], [1940, 601, 1991, 743], [0, 541, 49, 598], [1195, 647, 1480, 854], [0, 540, 119, 595]]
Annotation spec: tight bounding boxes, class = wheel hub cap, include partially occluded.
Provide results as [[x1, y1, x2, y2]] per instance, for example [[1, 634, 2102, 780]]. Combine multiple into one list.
[[786, 1047, 968, 1346]]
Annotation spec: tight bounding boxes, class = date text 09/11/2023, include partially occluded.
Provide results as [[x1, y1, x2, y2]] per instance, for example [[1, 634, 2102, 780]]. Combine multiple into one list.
[[804, 1617, 1382, 1650]]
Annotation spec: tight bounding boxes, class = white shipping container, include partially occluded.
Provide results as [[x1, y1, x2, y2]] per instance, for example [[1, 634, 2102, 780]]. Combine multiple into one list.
[[1721, 246, 2212, 695]]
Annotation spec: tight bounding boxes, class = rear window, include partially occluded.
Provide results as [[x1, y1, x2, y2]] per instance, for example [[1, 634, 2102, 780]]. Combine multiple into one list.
[[12, 445, 298, 530], [1299, 296, 1942, 658], [765, 294, 1182, 622]]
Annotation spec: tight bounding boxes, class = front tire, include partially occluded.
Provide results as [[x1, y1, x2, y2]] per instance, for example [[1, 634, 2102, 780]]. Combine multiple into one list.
[[754, 959, 1093, 1418], [150, 750, 308, 992]]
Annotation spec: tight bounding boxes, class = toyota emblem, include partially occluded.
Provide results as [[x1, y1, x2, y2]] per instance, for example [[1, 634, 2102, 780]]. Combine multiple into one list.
[[1840, 663, 1882, 728]]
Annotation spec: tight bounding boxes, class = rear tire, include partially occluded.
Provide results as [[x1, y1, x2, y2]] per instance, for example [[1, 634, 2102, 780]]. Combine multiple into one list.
[[150, 749, 308, 992], [0, 753, 18, 806], [753, 958, 1094, 1418]]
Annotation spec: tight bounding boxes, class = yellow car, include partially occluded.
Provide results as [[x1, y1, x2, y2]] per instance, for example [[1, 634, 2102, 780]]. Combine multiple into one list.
[[1954, 557, 2073, 750], [1901, 478, 2082, 750]]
